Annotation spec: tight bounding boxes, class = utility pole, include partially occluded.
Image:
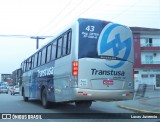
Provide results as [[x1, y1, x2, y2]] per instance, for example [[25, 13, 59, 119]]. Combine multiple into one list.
[[30, 36, 45, 49]]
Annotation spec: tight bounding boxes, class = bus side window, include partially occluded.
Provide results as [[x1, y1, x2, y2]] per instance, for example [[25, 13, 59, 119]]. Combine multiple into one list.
[[46, 45, 51, 63], [23, 61, 26, 72], [67, 31, 71, 54], [21, 62, 24, 73], [51, 41, 57, 60], [34, 53, 38, 68], [62, 34, 67, 56], [29, 58, 32, 70], [38, 51, 42, 66], [31, 55, 34, 69], [41, 47, 47, 65], [57, 37, 62, 58], [25, 60, 28, 71]]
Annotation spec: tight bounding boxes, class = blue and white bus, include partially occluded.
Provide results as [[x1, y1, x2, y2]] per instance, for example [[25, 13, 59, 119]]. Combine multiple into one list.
[[20, 18, 134, 108]]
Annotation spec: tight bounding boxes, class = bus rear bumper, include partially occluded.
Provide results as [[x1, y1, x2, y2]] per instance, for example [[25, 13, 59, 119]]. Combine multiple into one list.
[[73, 88, 134, 101]]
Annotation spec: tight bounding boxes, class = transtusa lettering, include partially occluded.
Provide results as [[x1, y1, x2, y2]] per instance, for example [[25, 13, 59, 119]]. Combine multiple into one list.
[[91, 69, 125, 76], [38, 67, 54, 77]]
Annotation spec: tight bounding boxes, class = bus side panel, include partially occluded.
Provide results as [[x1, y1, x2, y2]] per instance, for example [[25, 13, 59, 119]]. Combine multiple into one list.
[[22, 72, 30, 97], [54, 55, 72, 102], [34, 61, 55, 102], [30, 70, 39, 99], [22, 70, 38, 99], [54, 23, 78, 102]]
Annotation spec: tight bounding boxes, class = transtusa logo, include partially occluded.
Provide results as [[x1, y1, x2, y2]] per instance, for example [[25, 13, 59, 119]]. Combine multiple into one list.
[[97, 23, 132, 68]]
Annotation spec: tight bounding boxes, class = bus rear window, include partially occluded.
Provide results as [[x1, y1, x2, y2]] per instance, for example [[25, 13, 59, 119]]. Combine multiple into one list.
[[78, 19, 106, 59], [78, 39, 98, 58]]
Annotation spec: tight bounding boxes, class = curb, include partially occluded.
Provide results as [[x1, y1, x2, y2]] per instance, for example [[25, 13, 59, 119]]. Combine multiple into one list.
[[117, 103, 160, 114]]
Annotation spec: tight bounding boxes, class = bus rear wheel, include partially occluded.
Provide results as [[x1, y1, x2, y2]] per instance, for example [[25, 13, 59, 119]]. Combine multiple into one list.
[[75, 101, 92, 109], [41, 88, 51, 109]]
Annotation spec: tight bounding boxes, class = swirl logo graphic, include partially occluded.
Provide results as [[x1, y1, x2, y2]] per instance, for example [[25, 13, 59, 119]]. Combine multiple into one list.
[[97, 23, 132, 68]]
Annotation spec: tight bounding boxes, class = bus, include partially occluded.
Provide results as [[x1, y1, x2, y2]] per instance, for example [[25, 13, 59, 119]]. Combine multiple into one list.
[[20, 18, 134, 108]]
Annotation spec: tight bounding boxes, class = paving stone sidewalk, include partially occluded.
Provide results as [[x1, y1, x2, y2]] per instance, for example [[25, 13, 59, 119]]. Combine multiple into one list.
[[117, 90, 160, 114]]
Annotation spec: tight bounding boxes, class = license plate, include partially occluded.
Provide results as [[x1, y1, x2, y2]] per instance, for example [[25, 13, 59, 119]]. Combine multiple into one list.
[[103, 80, 114, 85]]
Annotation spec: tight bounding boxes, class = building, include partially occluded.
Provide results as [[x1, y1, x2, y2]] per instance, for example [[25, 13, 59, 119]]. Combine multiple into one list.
[[131, 27, 160, 90], [1, 74, 13, 85]]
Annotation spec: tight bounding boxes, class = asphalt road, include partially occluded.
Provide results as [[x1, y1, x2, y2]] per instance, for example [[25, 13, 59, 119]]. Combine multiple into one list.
[[0, 93, 133, 113], [0, 93, 159, 122]]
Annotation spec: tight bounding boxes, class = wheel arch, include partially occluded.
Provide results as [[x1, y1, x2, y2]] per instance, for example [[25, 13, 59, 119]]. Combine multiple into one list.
[[21, 87, 24, 96], [41, 85, 46, 100]]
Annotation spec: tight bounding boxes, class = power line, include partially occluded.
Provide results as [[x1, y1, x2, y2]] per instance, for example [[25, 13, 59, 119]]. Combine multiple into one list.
[[41, 0, 84, 36], [35, 0, 73, 36], [73, 0, 100, 19], [110, 0, 140, 20], [0, 34, 52, 38], [48, 0, 99, 36], [0, 35, 31, 38], [0, 34, 53, 50]]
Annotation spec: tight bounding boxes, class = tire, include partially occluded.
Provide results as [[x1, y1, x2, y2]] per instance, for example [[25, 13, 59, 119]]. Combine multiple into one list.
[[23, 90, 28, 101], [41, 88, 51, 109], [75, 101, 92, 109]]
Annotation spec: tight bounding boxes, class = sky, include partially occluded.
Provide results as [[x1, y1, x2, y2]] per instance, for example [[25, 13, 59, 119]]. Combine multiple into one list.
[[0, 0, 160, 78]]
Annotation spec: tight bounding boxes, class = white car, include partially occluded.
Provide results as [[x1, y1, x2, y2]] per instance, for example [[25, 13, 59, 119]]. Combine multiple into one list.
[[0, 86, 8, 94], [11, 85, 19, 95]]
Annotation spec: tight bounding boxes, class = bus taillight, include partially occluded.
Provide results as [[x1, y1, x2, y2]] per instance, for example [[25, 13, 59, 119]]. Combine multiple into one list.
[[72, 61, 78, 76]]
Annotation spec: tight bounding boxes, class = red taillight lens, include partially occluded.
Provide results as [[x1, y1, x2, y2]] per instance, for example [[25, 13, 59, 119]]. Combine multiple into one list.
[[72, 61, 78, 76]]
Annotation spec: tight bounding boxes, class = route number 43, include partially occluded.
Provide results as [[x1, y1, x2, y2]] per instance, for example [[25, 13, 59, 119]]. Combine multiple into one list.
[[85, 25, 95, 32]]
